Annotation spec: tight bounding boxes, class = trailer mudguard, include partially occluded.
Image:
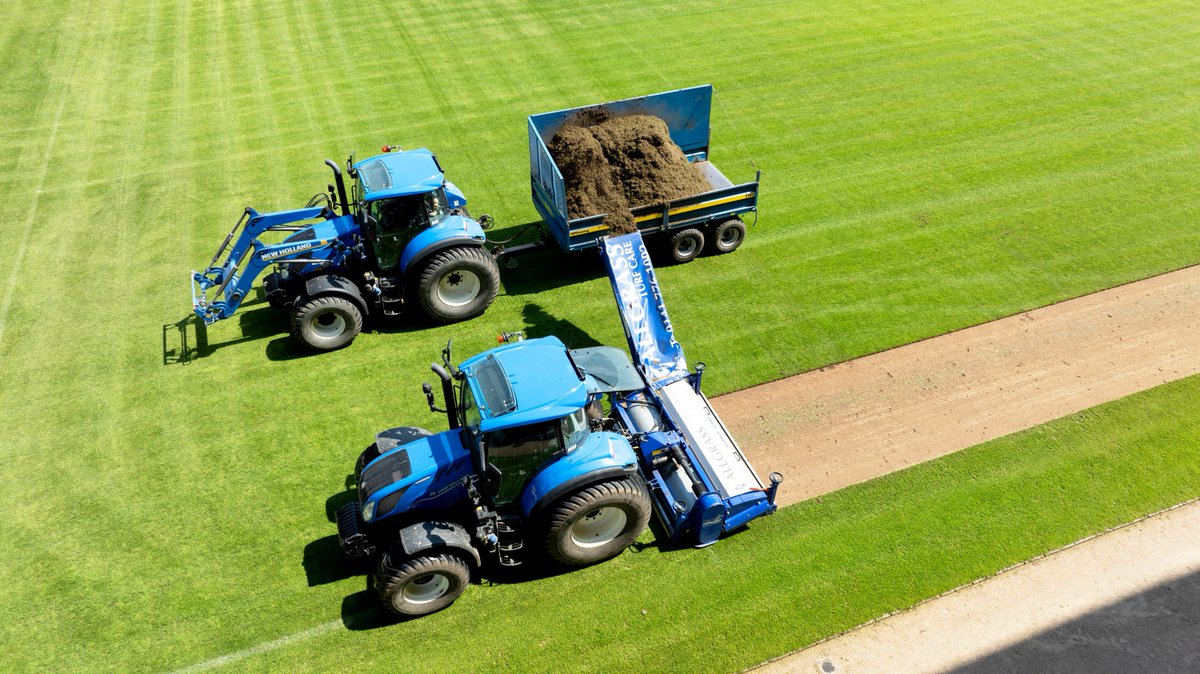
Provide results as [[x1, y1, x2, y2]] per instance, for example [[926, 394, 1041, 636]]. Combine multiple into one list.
[[304, 274, 369, 316], [398, 214, 487, 275], [602, 232, 688, 386], [397, 521, 481, 567], [520, 431, 639, 518]]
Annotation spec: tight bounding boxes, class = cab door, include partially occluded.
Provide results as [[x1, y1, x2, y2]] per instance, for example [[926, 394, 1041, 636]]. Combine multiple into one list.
[[366, 196, 426, 271]]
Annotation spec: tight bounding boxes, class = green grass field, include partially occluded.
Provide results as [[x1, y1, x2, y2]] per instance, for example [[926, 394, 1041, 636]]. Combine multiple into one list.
[[2, 0, 1198, 671]]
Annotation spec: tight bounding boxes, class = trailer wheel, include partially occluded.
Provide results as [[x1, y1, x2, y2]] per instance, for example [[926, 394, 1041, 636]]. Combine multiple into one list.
[[376, 549, 470, 617], [543, 477, 651, 566], [414, 247, 500, 323], [708, 219, 746, 254], [667, 228, 705, 264], [290, 295, 363, 351]]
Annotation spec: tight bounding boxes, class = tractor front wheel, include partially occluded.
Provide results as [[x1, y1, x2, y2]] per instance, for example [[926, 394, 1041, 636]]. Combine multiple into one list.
[[414, 247, 500, 323], [375, 550, 470, 617], [290, 295, 363, 351], [543, 477, 652, 566]]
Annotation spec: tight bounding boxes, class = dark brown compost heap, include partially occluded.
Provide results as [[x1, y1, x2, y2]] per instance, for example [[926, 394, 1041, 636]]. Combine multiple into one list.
[[548, 113, 711, 233]]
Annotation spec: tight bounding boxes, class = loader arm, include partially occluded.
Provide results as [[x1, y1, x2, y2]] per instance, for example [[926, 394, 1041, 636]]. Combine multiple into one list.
[[191, 206, 341, 324]]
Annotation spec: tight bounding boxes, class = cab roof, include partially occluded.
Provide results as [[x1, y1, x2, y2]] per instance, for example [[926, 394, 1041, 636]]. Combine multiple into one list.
[[460, 336, 588, 432], [353, 148, 444, 201]]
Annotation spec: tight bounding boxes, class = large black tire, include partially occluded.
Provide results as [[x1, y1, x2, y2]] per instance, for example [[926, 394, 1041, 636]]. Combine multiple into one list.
[[414, 247, 500, 323], [375, 549, 471, 617], [708, 218, 746, 255], [667, 228, 705, 264], [543, 478, 652, 566], [290, 295, 363, 351]]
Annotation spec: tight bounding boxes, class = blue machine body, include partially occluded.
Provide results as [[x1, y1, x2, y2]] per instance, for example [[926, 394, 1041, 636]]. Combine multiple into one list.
[[191, 147, 487, 327], [601, 231, 779, 546], [358, 335, 640, 526], [349, 232, 778, 552], [458, 336, 590, 431], [191, 207, 361, 323], [358, 431, 474, 524], [354, 149, 446, 200], [516, 430, 638, 517]]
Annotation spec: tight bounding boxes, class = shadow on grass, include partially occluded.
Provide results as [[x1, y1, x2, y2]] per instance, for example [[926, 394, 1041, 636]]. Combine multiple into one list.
[[521, 303, 602, 347], [497, 225, 608, 298], [495, 220, 718, 300], [307, 479, 663, 631], [162, 302, 438, 364], [162, 307, 288, 364], [332, 554, 592, 630]]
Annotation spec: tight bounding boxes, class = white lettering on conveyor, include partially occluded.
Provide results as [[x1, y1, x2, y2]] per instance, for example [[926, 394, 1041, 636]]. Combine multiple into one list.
[[608, 237, 684, 382]]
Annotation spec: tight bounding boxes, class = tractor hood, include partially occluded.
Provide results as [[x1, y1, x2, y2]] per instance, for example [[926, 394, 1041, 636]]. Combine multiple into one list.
[[358, 429, 472, 523]]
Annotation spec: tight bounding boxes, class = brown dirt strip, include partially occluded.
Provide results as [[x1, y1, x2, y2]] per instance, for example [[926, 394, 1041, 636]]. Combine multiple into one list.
[[713, 265, 1200, 507]]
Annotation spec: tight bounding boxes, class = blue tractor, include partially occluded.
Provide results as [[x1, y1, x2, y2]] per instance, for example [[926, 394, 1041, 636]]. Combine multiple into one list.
[[191, 148, 501, 351], [335, 232, 782, 617]]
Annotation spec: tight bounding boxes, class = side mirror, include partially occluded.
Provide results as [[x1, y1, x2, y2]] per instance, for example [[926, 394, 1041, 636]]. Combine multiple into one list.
[[423, 382, 445, 414]]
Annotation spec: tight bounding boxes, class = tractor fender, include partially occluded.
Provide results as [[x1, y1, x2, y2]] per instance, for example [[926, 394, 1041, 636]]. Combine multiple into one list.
[[520, 431, 640, 518], [397, 520, 481, 568], [443, 180, 467, 210], [398, 215, 487, 276], [303, 274, 369, 317]]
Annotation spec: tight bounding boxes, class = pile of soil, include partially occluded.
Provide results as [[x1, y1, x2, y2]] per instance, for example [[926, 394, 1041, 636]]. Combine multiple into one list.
[[548, 113, 711, 233]]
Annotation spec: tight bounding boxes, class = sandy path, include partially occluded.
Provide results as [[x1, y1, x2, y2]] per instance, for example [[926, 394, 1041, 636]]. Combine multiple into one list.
[[713, 265, 1200, 506], [752, 499, 1200, 673]]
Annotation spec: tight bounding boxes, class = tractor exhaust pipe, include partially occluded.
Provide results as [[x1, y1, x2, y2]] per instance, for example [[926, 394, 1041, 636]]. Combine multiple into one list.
[[431, 363, 460, 430], [324, 159, 350, 216]]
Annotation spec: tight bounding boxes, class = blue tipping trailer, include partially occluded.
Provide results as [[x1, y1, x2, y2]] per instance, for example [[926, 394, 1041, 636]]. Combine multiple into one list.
[[335, 229, 780, 618], [526, 84, 761, 261]]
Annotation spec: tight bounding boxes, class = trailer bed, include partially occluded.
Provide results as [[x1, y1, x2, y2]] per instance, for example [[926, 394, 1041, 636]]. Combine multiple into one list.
[[528, 85, 760, 252]]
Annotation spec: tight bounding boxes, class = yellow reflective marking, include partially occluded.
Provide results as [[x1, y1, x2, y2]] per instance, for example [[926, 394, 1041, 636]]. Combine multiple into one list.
[[633, 192, 754, 224], [569, 224, 610, 236], [567, 192, 755, 237]]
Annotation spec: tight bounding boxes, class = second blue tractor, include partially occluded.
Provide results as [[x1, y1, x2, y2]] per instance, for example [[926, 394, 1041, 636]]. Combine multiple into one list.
[[192, 148, 501, 351]]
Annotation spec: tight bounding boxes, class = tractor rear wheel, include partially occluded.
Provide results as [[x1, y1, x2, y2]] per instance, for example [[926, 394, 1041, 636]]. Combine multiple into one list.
[[543, 477, 652, 566], [414, 247, 500, 323], [375, 549, 470, 617], [290, 295, 363, 351], [708, 218, 746, 254], [667, 228, 705, 264]]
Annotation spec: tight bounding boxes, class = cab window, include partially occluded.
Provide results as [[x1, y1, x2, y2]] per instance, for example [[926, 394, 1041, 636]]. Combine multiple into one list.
[[560, 408, 589, 451], [486, 421, 560, 505]]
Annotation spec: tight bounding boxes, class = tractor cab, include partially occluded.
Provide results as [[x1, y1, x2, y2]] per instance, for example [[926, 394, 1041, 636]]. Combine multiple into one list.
[[457, 337, 594, 506], [352, 149, 464, 272]]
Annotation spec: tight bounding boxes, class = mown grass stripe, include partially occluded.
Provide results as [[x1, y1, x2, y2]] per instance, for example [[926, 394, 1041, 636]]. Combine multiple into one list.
[[2, 0, 1198, 670]]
